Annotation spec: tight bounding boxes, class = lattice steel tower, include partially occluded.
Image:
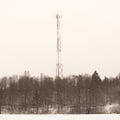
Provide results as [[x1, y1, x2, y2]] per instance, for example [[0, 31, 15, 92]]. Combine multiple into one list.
[[56, 14, 63, 78]]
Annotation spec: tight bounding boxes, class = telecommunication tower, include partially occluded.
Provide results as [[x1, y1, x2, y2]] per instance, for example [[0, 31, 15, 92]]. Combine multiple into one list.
[[56, 14, 63, 78]]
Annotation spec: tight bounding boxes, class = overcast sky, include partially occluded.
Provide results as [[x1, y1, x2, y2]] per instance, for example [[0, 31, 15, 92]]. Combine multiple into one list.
[[0, 0, 120, 78]]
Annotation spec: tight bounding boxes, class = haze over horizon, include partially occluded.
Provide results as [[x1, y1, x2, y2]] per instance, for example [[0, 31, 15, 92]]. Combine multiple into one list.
[[0, 0, 120, 78]]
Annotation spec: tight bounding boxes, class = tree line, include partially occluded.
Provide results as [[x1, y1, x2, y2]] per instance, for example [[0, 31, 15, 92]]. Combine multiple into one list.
[[0, 71, 120, 114]]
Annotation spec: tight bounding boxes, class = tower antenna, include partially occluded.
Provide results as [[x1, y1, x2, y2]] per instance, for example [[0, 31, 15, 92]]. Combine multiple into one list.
[[56, 14, 63, 78]]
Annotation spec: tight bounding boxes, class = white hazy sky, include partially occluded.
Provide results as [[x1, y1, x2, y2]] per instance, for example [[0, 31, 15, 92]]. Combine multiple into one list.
[[0, 0, 120, 78]]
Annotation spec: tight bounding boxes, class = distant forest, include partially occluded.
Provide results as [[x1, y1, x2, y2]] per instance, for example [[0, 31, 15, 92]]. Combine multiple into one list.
[[0, 71, 120, 114]]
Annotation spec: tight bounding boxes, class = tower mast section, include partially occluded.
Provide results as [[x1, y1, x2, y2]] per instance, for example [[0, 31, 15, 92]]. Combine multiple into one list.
[[56, 14, 63, 78]]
